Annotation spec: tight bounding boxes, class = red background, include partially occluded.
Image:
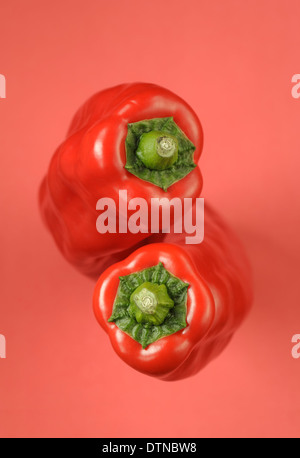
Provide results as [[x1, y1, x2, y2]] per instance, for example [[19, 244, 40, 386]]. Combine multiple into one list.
[[0, 0, 299, 438]]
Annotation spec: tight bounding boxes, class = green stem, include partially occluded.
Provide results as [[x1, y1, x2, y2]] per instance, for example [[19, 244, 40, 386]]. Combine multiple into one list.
[[128, 282, 174, 325], [136, 131, 178, 170]]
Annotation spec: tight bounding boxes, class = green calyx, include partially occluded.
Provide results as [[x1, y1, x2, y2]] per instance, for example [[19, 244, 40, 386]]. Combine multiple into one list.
[[125, 117, 196, 191], [108, 263, 189, 349]]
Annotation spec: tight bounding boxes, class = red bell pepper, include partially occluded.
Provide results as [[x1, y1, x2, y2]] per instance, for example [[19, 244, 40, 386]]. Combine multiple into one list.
[[93, 204, 252, 381], [39, 83, 203, 277]]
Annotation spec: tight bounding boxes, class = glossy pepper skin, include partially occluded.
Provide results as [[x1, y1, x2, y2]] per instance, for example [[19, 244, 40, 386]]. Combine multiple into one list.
[[93, 204, 252, 381], [39, 83, 203, 277]]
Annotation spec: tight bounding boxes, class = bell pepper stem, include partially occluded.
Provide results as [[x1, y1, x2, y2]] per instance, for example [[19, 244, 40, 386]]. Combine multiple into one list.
[[136, 131, 179, 171], [128, 281, 174, 325]]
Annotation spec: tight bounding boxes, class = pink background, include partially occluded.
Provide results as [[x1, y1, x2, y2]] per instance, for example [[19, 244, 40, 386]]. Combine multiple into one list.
[[0, 0, 300, 438]]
